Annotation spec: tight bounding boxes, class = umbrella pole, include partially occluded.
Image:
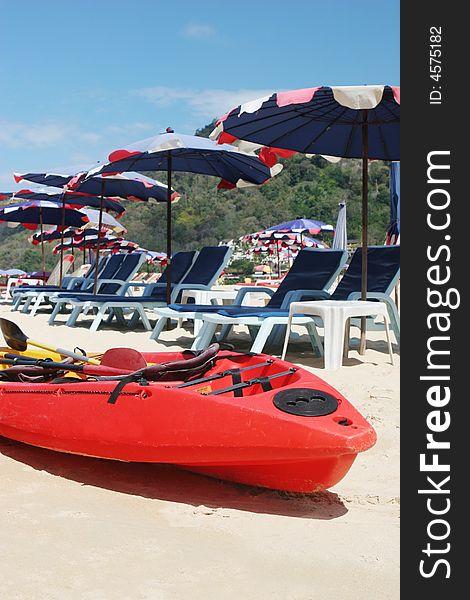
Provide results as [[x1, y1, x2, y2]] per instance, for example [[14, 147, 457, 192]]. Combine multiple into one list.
[[276, 241, 280, 278], [59, 191, 66, 288], [83, 232, 86, 265], [165, 151, 173, 305], [359, 110, 369, 355], [93, 180, 105, 295], [39, 207, 46, 282]]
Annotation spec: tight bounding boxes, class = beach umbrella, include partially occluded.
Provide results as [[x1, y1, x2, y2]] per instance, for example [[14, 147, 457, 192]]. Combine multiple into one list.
[[14, 168, 179, 203], [1, 202, 124, 277], [0, 189, 125, 214], [0, 269, 26, 276], [145, 250, 167, 264], [29, 227, 110, 264], [4, 181, 128, 287], [29, 227, 108, 245], [266, 218, 334, 235], [211, 84, 400, 351], [332, 202, 348, 250], [14, 167, 179, 290], [88, 129, 278, 302], [67, 171, 180, 292], [246, 232, 325, 275], [0, 200, 91, 230], [386, 162, 400, 245], [52, 235, 123, 254], [0, 200, 90, 278], [45, 230, 113, 263], [0, 202, 124, 232]]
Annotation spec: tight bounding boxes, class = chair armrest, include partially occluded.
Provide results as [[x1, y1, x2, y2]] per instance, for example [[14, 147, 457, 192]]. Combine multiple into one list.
[[65, 276, 85, 289], [347, 292, 386, 302], [93, 279, 128, 295], [120, 281, 150, 293], [128, 281, 149, 288], [174, 284, 211, 291], [281, 289, 331, 306], [233, 286, 276, 303]]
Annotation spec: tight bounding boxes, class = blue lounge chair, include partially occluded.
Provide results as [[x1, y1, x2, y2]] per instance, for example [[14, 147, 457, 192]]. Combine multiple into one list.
[[151, 248, 348, 344], [188, 245, 400, 353], [10, 256, 110, 315], [48, 246, 232, 332], [107, 250, 198, 328], [48, 252, 146, 326]]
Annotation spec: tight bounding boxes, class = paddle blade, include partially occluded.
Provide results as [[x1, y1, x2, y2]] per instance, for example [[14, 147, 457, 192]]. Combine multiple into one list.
[[0, 318, 28, 351], [100, 348, 148, 371]]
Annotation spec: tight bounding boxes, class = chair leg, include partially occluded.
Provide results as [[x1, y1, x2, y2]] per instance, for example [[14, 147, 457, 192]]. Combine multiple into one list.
[[81, 305, 91, 316], [250, 320, 275, 354], [387, 303, 401, 346], [150, 316, 168, 340], [29, 293, 46, 317], [20, 296, 34, 313], [11, 295, 23, 310], [383, 314, 395, 365], [306, 320, 324, 357], [136, 307, 151, 331], [247, 325, 258, 341], [191, 322, 218, 350], [323, 312, 347, 369], [66, 305, 83, 327], [126, 307, 151, 331], [90, 305, 110, 332], [110, 307, 126, 327], [281, 313, 294, 360], [343, 317, 351, 360], [48, 302, 64, 325], [269, 323, 286, 348], [217, 323, 233, 342]]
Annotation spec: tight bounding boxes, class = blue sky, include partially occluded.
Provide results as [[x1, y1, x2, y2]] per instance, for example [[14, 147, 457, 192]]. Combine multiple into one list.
[[1, 0, 399, 190]]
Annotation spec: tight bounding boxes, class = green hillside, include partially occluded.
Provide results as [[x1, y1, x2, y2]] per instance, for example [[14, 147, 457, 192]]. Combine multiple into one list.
[[0, 123, 392, 272]]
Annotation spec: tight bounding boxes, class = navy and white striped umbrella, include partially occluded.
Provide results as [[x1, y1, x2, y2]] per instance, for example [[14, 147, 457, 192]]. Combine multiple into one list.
[[29, 227, 108, 245], [89, 129, 279, 302], [0, 189, 124, 214], [211, 84, 400, 350], [266, 218, 334, 235], [0, 201, 124, 232], [212, 85, 399, 160], [0, 201, 90, 229], [14, 168, 179, 203]]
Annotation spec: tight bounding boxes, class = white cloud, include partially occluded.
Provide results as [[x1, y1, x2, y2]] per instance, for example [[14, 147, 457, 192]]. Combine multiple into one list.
[[105, 122, 155, 136], [181, 22, 216, 38], [0, 121, 72, 148], [134, 87, 275, 121], [0, 120, 104, 149], [0, 120, 157, 151]]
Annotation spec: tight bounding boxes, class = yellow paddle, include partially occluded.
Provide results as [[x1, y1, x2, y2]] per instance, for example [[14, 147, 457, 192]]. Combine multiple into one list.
[[0, 318, 100, 365]]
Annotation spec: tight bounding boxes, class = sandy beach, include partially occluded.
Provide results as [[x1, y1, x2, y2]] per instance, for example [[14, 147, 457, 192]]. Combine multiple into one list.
[[0, 302, 399, 600]]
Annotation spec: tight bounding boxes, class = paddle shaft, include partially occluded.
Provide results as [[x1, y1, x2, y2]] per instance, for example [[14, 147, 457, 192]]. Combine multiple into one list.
[[0, 356, 133, 377], [26, 337, 101, 365], [0, 317, 99, 365]]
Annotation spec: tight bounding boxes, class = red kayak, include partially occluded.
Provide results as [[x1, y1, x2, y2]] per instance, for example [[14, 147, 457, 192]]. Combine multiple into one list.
[[0, 345, 376, 492]]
